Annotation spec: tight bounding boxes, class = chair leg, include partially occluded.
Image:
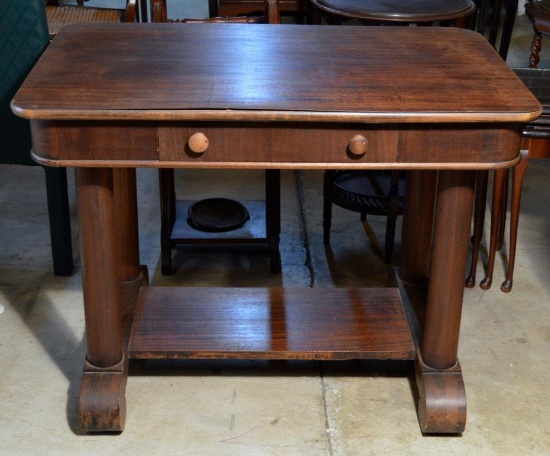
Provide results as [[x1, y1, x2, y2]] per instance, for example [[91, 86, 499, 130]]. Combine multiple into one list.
[[465, 170, 489, 287], [501, 153, 529, 293], [44, 167, 74, 276], [159, 168, 176, 275], [480, 169, 507, 290], [496, 169, 509, 251], [383, 170, 401, 264], [488, 0, 503, 46], [384, 214, 397, 264], [530, 29, 542, 68], [323, 171, 333, 245], [498, 0, 518, 59], [266, 169, 281, 273]]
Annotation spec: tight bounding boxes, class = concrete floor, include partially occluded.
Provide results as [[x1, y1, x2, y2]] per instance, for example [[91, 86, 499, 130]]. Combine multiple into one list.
[[1, 7, 550, 456]]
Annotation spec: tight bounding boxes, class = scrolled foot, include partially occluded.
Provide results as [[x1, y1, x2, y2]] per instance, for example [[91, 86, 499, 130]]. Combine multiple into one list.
[[415, 355, 466, 434], [79, 359, 128, 433]]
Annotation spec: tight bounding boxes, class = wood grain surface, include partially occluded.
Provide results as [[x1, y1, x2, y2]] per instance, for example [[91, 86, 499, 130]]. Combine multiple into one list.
[[12, 23, 541, 123], [129, 287, 415, 360]]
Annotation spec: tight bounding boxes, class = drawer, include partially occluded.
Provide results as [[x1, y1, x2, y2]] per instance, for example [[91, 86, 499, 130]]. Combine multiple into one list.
[[30, 120, 159, 162], [159, 122, 399, 167]]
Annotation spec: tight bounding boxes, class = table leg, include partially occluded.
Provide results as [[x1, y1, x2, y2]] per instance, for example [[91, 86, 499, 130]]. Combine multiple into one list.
[[465, 170, 489, 288], [266, 169, 281, 273], [479, 169, 507, 290], [501, 152, 528, 292], [113, 168, 148, 317], [399, 170, 437, 284], [416, 169, 475, 434], [76, 167, 145, 432]]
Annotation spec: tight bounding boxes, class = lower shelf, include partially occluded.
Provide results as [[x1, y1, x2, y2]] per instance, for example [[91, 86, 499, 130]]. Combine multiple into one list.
[[128, 286, 415, 361]]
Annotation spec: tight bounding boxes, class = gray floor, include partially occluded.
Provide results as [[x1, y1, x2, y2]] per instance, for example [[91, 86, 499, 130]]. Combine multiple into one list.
[[1, 7, 550, 456]]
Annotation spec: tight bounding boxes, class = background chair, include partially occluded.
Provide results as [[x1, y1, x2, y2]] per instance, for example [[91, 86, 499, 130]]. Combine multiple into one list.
[[465, 0, 519, 289], [525, 0, 549, 67], [153, 0, 282, 275], [45, 0, 139, 37], [472, 0, 519, 60], [216, 0, 305, 22], [323, 170, 405, 264], [466, 0, 550, 293], [153, 0, 279, 23], [0, 0, 73, 275], [467, 68, 550, 293]]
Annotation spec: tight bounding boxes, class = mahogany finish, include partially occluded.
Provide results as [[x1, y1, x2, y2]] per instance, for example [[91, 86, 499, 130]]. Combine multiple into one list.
[[399, 170, 437, 283], [14, 26, 538, 124], [130, 287, 415, 360], [12, 24, 540, 435]]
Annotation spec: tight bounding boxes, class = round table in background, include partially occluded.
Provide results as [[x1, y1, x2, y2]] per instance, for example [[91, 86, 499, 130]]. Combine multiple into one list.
[[310, 0, 476, 24]]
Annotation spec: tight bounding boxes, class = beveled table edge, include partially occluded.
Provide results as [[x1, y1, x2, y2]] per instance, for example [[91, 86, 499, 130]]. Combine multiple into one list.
[[12, 106, 542, 123], [31, 151, 522, 170]]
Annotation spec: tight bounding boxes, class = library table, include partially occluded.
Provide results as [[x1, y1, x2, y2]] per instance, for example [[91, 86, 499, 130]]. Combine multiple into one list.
[[12, 23, 540, 434]]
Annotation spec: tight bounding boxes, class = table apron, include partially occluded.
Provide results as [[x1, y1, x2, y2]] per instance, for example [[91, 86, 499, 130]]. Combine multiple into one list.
[[30, 120, 523, 169]]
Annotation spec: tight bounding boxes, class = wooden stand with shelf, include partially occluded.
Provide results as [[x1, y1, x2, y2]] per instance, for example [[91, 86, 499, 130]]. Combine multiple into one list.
[[160, 169, 281, 275]]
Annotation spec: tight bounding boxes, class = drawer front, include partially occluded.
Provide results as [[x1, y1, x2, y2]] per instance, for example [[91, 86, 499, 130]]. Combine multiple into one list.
[[31, 121, 159, 162], [159, 123, 399, 166]]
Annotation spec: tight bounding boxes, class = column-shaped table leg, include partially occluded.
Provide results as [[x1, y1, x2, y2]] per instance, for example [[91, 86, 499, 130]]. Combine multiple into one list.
[[399, 170, 437, 285], [76, 167, 145, 433], [417, 169, 476, 434], [113, 168, 147, 321]]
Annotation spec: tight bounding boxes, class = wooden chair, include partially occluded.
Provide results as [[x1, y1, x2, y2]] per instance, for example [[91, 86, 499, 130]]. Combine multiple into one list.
[[466, 0, 550, 293], [1, 0, 73, 275], [472, 0, 520, 60], [153, 0, 282, 275], [45, 0, 140, 37], [465, 0, 519, 290], [216, 0, 304, 22], [153, 0, 279, 23], [526, 0, 550, 67], [323, 171, 405, 264], [468, 68, 550, 293]]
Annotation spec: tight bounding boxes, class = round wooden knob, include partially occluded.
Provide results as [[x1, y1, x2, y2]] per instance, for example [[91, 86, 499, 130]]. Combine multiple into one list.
[[348, 135, 369, 156], [188, 132, 209, 154]]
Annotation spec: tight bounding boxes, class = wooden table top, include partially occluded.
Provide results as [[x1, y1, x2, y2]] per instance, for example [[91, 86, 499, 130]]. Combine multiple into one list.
[[12, 23, 541, 124]]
